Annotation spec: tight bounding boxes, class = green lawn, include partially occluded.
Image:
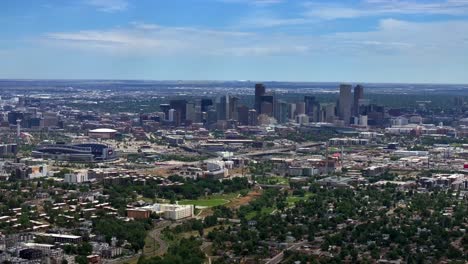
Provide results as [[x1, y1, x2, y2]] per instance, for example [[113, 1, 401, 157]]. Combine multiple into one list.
[[178, 192, 241, 207], [178, 198, 229, 207]]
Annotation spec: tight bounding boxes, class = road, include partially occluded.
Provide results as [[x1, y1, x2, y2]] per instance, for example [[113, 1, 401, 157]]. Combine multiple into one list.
[[104, 221, 171, 264], [200, 242, 213, 264], [235, 141, 324, 158], [147, 220, 171, 257], [150, 141, 323, 170], [265, 241, 307, 264]]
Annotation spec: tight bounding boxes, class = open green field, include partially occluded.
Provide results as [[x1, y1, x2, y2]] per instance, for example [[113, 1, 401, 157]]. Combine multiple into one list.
[[179, 198, 229, 207], [178, 192, 240, 207]]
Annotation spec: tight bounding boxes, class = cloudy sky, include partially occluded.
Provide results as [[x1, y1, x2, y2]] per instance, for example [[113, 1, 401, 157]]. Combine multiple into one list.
[[1, 0, 468, 83]]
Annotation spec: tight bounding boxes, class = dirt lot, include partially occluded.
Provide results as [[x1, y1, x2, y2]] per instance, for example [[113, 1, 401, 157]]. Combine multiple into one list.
[[226, 190, 262, 209], [196, 189, 262, 218]]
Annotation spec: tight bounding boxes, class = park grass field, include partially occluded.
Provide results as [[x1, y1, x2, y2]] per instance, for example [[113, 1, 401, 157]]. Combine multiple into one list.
[[178, 192, 240, 207], [179, 198, 229, 207]]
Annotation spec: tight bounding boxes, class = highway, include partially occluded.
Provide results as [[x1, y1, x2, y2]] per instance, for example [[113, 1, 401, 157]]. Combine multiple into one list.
[[151, 141, 324, 171], [235, 141, 324, 158]]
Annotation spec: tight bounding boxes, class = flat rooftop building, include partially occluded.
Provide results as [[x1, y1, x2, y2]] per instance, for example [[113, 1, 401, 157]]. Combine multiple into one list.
[[141, 203, 194, 220]]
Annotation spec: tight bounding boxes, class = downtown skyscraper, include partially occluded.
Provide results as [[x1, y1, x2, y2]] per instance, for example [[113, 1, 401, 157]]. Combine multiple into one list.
[[338, 84, 352, 124]]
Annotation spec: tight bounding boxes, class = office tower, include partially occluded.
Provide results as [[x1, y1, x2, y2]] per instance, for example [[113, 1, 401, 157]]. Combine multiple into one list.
[[8, 111, 24, 125], [353, 85, 364, 116], [276, 100, 290, 124], [217, 95, 229, 121], [160, 104, 171, 120], [174, 111, 182, 126], [237, 105, 249, 126], [206, 109, 218, 125], [360, 104, 385, 126], [338, 84, 352, 124], [168, 109, 175, 122], [260, 102, 273, 117], [359, 115, 368, 127], [288, 103, 296, 120], [229, 96, 239, 121], [193, 100, 202, 123], [295, 102, 305, 116], [304, 95, 320, 122], [169, 100, 187, 124], [201, 99, 213, 112], [248, 109, 258, 126], [254, 83, 266, 113], [186, 102, 196, 123], [320, 103, 336, 123], [258, 94, 274, 116], [272, 91, 279, 120]]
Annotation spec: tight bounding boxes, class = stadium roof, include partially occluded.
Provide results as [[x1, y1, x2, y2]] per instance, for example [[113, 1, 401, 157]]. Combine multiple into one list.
[[89, 128, 117, 133]]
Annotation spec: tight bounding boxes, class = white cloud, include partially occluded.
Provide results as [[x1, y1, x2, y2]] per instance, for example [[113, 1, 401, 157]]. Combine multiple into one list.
[[303, 0, 468, 20], [84, 0, 128, 12], [239, 15, 310, 27], [43, 19, 468, 60]]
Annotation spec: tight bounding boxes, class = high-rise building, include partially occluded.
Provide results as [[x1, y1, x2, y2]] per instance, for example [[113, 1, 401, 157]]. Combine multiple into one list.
[[254, 83, 266, 113], [8, 111, 24, 125], [169, 100, 187, 124], [201, 99, 213, 112], [217, 95, 232, 121], [173, 111, 182, 127], [193, 100, 202, 123], [360, 104, 385, 127], [338, 84, 352, 124], [260, 101, 273, 117], [168, 109, 175, 122], [353, 85, 364, 116], [160, 104, 171, 120], [259, 95, 274, 116], [248, 109, 258, 126], [304, 96, 320, 122], [237, 105, 249, 126], [206, 109, 218, 125], [229, 96, 239, 121], [276, 100, 290, 124], [295, 102, 305, 116], [288, 103, 296, 120], [320, 103, 336, 123], [185, 102, 196, 123]]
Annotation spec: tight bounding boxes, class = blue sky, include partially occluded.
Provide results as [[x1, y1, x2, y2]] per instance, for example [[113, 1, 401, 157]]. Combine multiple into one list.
[[1, 0, 468, 83]]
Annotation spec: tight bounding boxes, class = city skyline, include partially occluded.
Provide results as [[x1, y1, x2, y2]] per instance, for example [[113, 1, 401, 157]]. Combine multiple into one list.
[[1, 0, 468, 83]]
